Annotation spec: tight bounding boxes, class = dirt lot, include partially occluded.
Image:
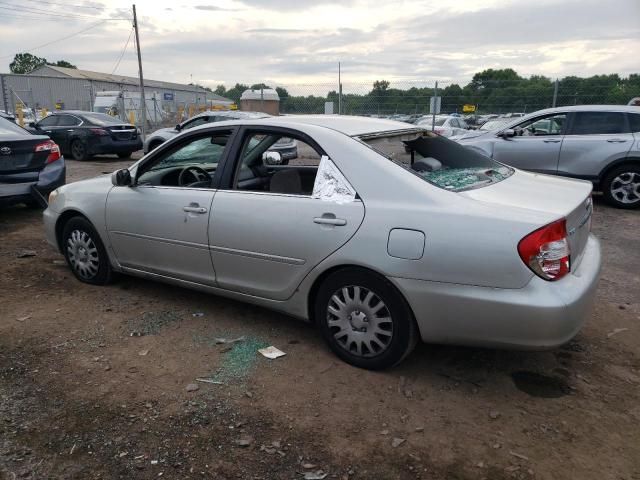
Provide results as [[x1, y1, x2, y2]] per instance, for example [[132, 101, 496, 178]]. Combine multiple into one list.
[[1, 155, 639, 480]]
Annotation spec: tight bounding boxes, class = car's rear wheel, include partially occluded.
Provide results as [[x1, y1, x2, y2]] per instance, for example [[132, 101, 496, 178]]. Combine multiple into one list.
[[603, 165, 640, 209], [315, 268, 417, 370], [70, 139, 89, 161], [61, 217, 113, 285], [117, 152, 132, 159]]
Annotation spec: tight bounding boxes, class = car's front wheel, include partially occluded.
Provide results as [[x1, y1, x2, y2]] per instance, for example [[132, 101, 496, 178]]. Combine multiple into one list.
[[315, 268, 417, 370], [603, 164, 640, 209], [61, 217, 113, 285]]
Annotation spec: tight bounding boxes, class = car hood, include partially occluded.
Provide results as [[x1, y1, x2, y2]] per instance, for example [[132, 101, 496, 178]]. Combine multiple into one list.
[[456, 130, 492, 142], [152, 127, 178, 137]]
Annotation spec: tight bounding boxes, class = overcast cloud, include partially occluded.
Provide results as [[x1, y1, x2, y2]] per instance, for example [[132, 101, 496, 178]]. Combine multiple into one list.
[[0, 0, 638, 90]]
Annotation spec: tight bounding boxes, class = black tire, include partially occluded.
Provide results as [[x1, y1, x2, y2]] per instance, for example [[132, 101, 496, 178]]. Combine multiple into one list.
[[602, 164, 640, 209], [117, 152, 132, 159], [70, 139, 89, 161], [314, 268, 417, 370], [61, 216, 113, 285], [148, 141, 163, 152]]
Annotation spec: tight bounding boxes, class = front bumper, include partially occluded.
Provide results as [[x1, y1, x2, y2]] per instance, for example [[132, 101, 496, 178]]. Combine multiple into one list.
[[0, 158, 66, 207], [392, 234, 602, 349], [43, 205, 59, 251], [88, 137, 143, 155]]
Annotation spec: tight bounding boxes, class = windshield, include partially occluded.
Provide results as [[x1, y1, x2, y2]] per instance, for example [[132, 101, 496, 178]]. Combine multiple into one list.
[[362, 131, 513, 192], [0, 117, 29, 136], [82, 112, 124, 126]]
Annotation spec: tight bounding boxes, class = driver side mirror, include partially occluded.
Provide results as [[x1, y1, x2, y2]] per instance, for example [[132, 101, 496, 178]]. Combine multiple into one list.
[[262, 151, 283, 165], [111, 168, 132, 187], [28, 121, 37, 128], [175, 124, 182, 132], [499, 129, 516, 138]]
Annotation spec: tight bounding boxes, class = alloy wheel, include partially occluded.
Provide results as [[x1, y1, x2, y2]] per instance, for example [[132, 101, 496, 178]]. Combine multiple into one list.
[[610, 172, 640, 205], [326, 285, 393, 357], [66, 229, 100, 280]]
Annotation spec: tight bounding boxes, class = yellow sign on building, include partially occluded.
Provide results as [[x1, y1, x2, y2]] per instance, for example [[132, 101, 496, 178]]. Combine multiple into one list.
[[462, 104, 476, 113]]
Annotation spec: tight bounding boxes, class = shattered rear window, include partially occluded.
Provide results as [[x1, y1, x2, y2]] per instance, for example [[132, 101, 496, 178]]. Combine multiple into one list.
[[362, 131, 513, 192]]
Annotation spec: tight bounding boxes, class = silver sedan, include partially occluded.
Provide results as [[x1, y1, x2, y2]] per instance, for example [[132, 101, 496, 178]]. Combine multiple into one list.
[[43, 115, 601, 369]]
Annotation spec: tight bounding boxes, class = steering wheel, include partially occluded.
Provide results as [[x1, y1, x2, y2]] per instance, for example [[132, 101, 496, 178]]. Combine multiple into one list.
[[178, 165, 211, 187]]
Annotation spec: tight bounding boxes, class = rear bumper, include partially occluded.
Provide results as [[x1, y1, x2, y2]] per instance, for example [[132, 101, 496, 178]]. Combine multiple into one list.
[[392, 234, 601, 349], [0, 158, 65, 206], [88, 137, 142, 155]]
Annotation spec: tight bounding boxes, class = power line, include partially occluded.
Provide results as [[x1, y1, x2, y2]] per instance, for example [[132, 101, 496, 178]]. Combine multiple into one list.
[[0, 2, 129, 20], [19, 0, 107, 10], [0, 20, 105, 59], [111, 26, 134, 75]]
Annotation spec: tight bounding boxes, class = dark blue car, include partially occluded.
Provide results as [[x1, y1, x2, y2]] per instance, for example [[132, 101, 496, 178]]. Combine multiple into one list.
[[0, 116, 65, 208]]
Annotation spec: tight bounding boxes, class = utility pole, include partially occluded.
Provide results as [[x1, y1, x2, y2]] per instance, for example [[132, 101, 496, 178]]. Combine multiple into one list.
[[338, 62, 342, 115], [132, 4, 146, 140]]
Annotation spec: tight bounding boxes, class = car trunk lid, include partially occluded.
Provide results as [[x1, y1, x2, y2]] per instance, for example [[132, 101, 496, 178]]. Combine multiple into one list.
[[0, 134, 51, 174], [105, 124, 138, 142], [460, 170, 593, 266]]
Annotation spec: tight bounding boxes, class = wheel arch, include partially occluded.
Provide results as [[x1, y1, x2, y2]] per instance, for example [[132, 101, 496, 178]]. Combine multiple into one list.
[[306, 264, 417, 326], [54, 209, 91, 253], [598, 157, 640, 185]]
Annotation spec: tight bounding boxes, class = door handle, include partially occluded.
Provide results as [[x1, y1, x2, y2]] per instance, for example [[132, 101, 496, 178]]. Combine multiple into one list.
[[543, 139, 561, 143], [67, 129, 74, 132], [45, 130, 52, 134], [607, 139, 627, 143], [183, 203, 207, 214], [314, 214, 347, 226]]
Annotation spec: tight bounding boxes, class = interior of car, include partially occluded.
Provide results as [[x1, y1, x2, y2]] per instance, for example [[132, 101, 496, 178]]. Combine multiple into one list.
[[136, 130, 322, 195], [136, 133, 231, 188], [233, 132, 321, 195]]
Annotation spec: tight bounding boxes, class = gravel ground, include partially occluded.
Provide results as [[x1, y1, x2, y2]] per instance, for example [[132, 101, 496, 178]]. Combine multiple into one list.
[[0, 154, 639, 480]]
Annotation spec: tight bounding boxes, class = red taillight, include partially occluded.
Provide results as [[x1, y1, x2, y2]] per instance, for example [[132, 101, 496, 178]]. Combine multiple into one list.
[[35, 139, 61, 164], [518, 219, 571, 281], [90, 128, 109, 136]]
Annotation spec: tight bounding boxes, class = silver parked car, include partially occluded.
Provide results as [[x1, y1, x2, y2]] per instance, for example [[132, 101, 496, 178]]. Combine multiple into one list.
[[415, 115, 469, 137], [43, 115, 601, 369], [457, 105, 640, 209], [143, 110, 298, 163]]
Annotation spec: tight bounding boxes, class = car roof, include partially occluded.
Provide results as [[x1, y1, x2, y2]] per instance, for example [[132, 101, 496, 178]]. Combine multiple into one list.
[[527, 105, 640, 115], [252, 114, 424, 137]]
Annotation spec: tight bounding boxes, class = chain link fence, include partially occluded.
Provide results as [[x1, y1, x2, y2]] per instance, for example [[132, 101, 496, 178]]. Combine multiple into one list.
[[262, 77, 640, 116]]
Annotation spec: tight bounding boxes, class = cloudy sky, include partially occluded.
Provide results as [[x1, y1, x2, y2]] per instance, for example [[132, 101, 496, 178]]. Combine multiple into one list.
[[1, 0, 638, 90]]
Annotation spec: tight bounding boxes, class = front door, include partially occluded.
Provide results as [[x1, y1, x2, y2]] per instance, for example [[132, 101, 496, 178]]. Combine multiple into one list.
[[105, 129, 234, 285], [209, 128, 365, 300], [492, 113, 567, 174]]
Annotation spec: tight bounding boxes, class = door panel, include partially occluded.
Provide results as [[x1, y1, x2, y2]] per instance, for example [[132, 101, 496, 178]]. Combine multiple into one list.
[[209, 191, 365, 300], [106, 186, 217, 285], [492, 136, 563, 174], [557, 134, 633, 177], [558, 111, 634, 177]]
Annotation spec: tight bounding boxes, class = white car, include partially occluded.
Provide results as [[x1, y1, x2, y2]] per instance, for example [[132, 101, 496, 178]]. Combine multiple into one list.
[[416, 115, 469, 137]]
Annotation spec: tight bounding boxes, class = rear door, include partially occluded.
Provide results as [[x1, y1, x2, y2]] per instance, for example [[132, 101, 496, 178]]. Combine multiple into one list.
[[208, 126, 365, 301], [492, 113, 567, 174], [558, 111, 634, 179]]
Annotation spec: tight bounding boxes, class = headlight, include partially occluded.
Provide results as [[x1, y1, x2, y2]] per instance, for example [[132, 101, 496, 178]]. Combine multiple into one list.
[[48, 189, 58, 204]]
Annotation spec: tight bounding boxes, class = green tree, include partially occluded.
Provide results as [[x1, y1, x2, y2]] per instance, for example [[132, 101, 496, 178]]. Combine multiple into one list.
[[49, 60, 77, 69], [9, 53, 47, 74], [214, 84, 227, 96]]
